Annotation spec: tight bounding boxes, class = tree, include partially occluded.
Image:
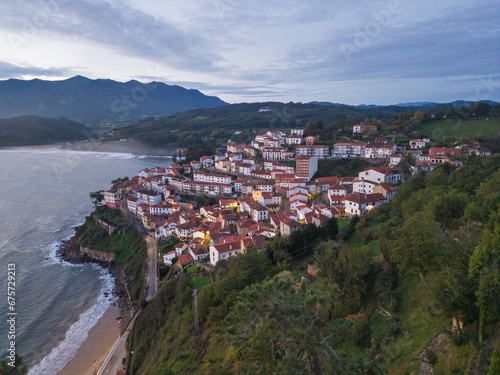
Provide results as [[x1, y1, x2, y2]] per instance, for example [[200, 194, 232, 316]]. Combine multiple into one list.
[[111, 176, 129, 189], [489, 350, 500, 375], [89, 190, 104, 208], [426, 349, 439, 374], [386, 212, 442, 274], [397, 153, 415, 181]]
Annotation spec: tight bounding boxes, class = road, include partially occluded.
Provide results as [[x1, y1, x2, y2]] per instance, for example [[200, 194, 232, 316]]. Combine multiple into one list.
[[97, 312, 138, 375], [145, 234, 158, 300], [120, 201, 158, 300]]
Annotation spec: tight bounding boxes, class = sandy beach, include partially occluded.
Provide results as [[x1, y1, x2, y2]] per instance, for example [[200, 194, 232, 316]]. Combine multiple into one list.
[[57, 304, 122, 375]]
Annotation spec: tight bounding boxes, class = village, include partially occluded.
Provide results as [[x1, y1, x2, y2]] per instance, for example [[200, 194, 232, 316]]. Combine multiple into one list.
[[102, 124, 492, 271]]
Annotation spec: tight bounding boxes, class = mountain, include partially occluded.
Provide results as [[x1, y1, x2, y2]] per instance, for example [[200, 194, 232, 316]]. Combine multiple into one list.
[[0, 76, 228, 126], [0, 116, 89, 146], [392, 101, 438, 107]]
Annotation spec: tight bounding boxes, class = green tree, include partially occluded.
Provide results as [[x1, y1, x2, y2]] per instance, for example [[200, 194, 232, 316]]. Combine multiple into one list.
[[386, 212, 442, 274], [489, 350, 500, 375], [89, 190, 104, 208]]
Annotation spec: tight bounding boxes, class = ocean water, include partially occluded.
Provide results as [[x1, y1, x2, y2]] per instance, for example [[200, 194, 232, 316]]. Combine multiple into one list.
[[0, 148, 170, 374]]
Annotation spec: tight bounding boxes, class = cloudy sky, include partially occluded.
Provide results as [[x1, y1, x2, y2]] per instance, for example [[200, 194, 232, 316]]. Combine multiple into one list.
[[0, 0, 499, 105]]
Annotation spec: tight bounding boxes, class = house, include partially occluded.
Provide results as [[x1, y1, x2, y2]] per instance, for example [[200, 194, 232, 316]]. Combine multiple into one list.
[[200, 156, 214, 168], [137, 203, 150, 217], [103, 189, 120, 208], [365, 141, 397, 159], [304, 135, 318, 145], [358, 167, 401, 185], [190, 160, 201, 171], [389, 154, 402, 166], [178, 254, 195, 268], [285, 135, 304, 145], [163, 250, 177, 265], [234, 180, 244, 193], [136, 189, 162, 205], [409, 139, 428, 149], [352, 179, 377, 195], [353, 124, 377, 134], [193, 171, 231, 184], [428, 147, 462, 163], [290, 128, 305, 136], [332, 142, 367, 158], [280, 217, 303, 237], [297, 205, 313, 221], [209, 240, 243, 265], [328, 184, 348, 206], [150, 204, 173, 216], [315, 176, 339, 191], [344, 193, 386, 216], [262, 147, 287, 160], [237, 218, 257, 236], [295, 145, 329, 158], [239, 196, 269, 221], [188, 240, 209, 261], [220, 199, 238, 210], [174, 242, 187, 256], [126, 196, 144, 215]]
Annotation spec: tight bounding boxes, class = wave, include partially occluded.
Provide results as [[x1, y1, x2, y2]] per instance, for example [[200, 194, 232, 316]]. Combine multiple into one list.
[[27, 270, 116, 375]]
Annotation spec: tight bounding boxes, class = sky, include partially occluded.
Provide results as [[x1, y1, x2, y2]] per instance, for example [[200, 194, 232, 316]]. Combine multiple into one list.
[[0, 0, 499, 105]]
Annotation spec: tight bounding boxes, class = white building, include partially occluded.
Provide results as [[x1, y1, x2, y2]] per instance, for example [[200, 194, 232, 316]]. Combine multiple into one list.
[[295, 145, 329, 158]]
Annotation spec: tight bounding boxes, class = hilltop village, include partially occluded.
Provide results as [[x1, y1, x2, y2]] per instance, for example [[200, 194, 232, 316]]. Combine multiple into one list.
[[102, 125, 491, 269]]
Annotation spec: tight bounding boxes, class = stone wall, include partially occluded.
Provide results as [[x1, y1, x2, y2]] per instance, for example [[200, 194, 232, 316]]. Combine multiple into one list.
[[80, 246, 116, 262]]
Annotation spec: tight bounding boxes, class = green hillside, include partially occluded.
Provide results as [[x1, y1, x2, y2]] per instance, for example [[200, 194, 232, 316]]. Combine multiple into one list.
[[105, 102, 437, 148], [0, 115, 89, 146], [417, 118, 500, 140], [129, 154, 500, 374]]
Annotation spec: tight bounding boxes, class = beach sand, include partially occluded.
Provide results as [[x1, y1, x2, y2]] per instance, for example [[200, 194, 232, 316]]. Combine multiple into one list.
[[57, 304, 121, 375]]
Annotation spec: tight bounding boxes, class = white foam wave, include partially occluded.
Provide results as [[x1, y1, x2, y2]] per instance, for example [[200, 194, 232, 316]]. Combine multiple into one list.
[[28, 270, 116, 375]]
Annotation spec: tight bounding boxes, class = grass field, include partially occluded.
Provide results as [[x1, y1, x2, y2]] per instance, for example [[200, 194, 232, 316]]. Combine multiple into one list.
[[417, 118, 500, 140]]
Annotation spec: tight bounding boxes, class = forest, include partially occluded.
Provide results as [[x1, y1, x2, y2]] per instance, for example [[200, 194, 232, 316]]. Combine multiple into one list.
[[128, 153, 500, 374]]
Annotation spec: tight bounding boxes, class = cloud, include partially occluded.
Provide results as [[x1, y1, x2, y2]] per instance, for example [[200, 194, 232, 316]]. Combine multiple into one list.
[[0, 61, 73, 79], [0, 0, 498, 104], [0, 0, 222, 72]]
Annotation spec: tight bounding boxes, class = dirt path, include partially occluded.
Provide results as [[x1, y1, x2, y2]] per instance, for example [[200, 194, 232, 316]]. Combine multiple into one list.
[[418, 332, 446, 375]]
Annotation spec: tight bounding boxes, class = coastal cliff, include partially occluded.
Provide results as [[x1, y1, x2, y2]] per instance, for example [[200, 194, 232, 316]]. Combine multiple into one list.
[[56, 205, 147, 333]]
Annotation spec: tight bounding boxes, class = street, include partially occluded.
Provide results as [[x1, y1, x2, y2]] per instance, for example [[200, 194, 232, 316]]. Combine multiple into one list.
[[145, 234, 158, 300], [97, 313, 138, 375]]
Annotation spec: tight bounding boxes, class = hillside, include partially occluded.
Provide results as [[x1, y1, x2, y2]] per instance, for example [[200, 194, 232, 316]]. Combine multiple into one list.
[[105, 100, 500, 148], [0, 76, 227, 127], [129, 154, 500, 374], [104, 101, 438, 148], [0, 116, 89, 146], [417, 118, 500, 140]]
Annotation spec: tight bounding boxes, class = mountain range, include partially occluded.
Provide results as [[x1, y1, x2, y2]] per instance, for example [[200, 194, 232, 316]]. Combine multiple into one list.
[[0, 76, 228, 126]]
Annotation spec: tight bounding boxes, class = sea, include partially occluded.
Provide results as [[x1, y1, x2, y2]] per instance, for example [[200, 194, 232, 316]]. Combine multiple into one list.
[[0, 147, 171, 374]]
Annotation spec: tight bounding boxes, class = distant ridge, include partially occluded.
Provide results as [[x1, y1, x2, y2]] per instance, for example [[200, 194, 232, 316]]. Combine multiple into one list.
[[0, 115, 88, 146], [0, 76, 228, 126]]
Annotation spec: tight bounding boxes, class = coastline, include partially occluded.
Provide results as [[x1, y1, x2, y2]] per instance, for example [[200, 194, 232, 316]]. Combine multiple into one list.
[[56, 304, 122, 375], [57, 239, 136, 332], [50, 239, 136, 374]]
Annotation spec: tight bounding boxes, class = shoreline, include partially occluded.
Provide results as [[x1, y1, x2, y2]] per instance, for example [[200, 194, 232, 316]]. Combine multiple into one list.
[[46, 239, 136, 374], [56, 239, 136, 332], [56, 304, 122, 375]]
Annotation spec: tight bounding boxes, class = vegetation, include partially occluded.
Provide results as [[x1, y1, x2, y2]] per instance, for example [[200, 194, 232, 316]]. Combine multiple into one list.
[[417, 118, 500, 140], [313, 158, 379, 179], [0, 355, 28, 375], [0, 116, 88, 146], [73, 206, 147, 302], [127, 153, 500, 374]]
